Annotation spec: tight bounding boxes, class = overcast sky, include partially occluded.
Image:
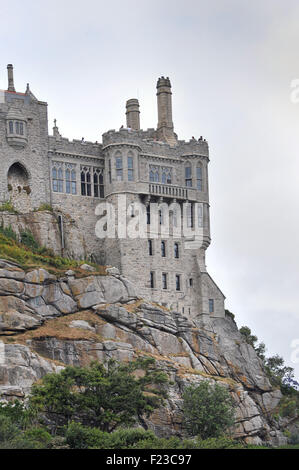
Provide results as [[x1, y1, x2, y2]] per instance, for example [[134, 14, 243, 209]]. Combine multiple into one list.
[[1, 0, 299, 379]]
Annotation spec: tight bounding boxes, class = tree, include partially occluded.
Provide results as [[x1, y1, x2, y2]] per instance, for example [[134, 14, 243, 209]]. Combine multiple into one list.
[[239, 326, 258, 348], [29, 358, 168, 433], [182, 381, 235, 439], [264, 354, 295, 389], [239, 325, 297, 391]]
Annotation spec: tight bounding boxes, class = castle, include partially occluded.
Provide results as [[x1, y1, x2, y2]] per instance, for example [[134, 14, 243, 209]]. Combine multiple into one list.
[[0, 65, 225, 318]]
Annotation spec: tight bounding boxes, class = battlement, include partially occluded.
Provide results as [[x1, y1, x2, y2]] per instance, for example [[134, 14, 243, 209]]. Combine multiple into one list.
[[48, 135, 102, 157], [102, 128, 209, 158], [157, 76, 172, 88]]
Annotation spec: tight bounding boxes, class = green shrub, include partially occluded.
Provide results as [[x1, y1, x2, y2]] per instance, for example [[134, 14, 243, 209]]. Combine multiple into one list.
[[20, 230, 39, 251], [183, 381, 235, 439], [65, 423, 158, 449], [29, 358, 168, 433], [279, 397, 298, 418], [0, 201, 18, 213], [0, 223, 17, 241], [195, 436, 244, 449], [0, 415, 19, 444], [36, 203, 53, 212], [289, 432, 299, 445]]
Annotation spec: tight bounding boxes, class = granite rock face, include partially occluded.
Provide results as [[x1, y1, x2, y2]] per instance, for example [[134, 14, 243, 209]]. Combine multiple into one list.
[[0, 260, 292, 446]]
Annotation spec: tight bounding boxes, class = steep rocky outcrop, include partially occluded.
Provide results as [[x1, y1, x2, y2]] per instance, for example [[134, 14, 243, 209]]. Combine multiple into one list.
[[0, 211, 87, 260], [0, 259, 291, 446]]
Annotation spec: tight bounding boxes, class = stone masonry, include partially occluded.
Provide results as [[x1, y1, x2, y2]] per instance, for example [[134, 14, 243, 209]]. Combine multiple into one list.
[[0, 65, 225, 319]]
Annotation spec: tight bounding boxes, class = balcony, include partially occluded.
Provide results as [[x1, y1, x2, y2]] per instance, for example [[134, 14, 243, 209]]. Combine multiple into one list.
[[148, 183, 188, 199]]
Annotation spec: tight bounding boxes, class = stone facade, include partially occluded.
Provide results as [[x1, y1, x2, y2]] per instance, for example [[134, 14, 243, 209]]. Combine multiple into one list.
[[0, 65, 225, 318]]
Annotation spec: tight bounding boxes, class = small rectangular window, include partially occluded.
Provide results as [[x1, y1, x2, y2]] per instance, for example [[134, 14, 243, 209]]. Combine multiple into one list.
[[159, 209, 163, 225], [174, 243, 179, 259], [187, 204, 194, 228], [209, 299, 214, 313], [150, 272, 155, 289], [162, 273, 167, 290], [147, 205, 151, 225], [108, 160, 112, 183], [161, 241, 166, 257], [197, 166, 202, 190], [189, 278, 193, 287], [175, 274, 181, 291], [198, 204, 203, 228], [148, 239, 153, 256]]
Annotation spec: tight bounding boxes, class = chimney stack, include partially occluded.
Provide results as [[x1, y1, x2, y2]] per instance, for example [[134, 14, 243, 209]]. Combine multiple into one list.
[[126, 98, 140, 130], [156, 76, 176, 144], [7, 64, 15, 92]]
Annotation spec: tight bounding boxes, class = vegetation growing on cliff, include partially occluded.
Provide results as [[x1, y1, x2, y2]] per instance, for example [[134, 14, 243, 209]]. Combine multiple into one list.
[[0, 358, 298, 449], [239, 325, 299, 420], [0, 223, 105, 275], [29, 358, 168, 433], [182, 382, 235, 439]]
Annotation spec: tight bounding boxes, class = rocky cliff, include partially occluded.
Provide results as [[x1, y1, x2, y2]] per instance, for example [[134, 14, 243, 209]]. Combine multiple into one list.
[[0, 258, 290, 446]]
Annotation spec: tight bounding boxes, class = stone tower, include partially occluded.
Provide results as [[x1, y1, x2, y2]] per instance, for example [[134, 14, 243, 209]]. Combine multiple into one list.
[[0, 64, 50, 213], [156, 76, 177, 146], [126, 99, 140, 130]]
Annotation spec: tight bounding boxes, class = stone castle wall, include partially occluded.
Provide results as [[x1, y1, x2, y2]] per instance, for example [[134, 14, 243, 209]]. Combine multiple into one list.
[[0, 73, 225, 319]]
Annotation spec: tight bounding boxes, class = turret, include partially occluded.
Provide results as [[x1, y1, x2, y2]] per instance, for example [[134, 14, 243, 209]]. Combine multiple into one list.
[[156, 76, 176, 145], [126, 98, 140, 130]]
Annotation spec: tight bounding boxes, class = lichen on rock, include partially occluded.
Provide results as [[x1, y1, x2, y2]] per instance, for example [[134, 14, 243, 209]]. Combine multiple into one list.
[[0, 259, 291, 446]]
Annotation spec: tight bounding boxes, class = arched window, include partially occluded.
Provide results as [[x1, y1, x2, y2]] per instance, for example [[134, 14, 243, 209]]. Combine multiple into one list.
[[115, 153, 123, 181], [161, 167, 172, 184], [127, 153, 134, 181], [197, 165, 202, 190], [93, 168, 104, 198], [52, 162, 63, 192], [149, 165, 159, 182], [65, 164, 77, 195], [81, 166, 91, 196], [185, 165, 192, 187]]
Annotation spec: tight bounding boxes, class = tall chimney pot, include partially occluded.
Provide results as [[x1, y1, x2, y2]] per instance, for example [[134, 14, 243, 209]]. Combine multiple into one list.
[[7, 64, 15, 92]]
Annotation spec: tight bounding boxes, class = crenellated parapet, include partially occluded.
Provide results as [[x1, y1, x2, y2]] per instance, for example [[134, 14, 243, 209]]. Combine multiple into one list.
[[102, 128, 209, 160], [49, 134, 102, 158]]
